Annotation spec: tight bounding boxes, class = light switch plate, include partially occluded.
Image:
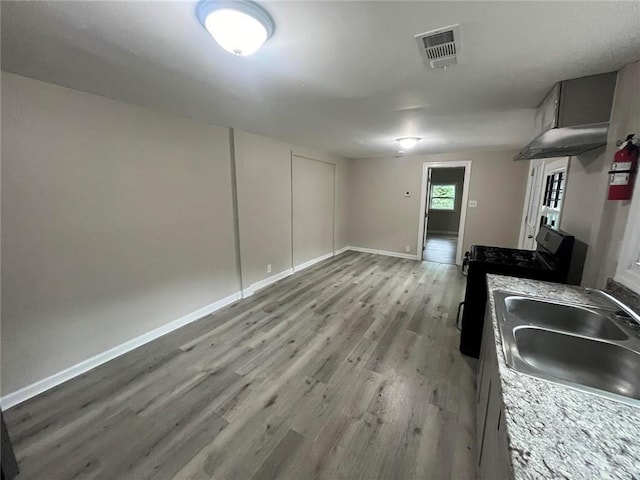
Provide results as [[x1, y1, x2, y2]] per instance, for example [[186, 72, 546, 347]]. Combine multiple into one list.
[[468, 200, 478, 208]]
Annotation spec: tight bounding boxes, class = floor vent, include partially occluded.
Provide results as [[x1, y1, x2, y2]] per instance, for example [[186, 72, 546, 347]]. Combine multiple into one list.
[[415, 24, 461, 69]]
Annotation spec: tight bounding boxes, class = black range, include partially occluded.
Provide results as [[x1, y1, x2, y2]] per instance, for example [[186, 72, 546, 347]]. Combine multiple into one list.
[[459, 225, 576, 358]]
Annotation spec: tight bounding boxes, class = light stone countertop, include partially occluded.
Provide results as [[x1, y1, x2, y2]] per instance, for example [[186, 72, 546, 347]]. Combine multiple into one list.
[[486, 274, 640, 480]]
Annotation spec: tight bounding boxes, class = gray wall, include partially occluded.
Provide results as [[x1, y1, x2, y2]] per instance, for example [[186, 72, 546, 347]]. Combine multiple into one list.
[[232, 132, 348, 290], [292, 156, 335, 266], [1, 72, 240, 394], [292, 145, 349, 254], [427, 168, 466, 234], [234, 131, 293, 287], [348, 150, 530, 256], [1, 73, 350, 396], [561, 60, 640, 287]]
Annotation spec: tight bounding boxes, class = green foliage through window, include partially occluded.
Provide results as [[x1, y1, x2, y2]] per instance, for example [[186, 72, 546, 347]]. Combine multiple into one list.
[[430, 184, 456, 210]]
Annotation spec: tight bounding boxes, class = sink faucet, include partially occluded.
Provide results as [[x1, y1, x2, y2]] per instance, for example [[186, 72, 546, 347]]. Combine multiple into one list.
[[585, 288, 640, 327]]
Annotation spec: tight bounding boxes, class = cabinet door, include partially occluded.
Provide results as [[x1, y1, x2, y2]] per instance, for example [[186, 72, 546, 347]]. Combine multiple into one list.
[[477, 312, 511, 479], [479, 365, 502, 479], [495, 406, 512, 479], [1, 412, 19, 480], [478, 376, 494, 476], [476, 316, 492, 450]]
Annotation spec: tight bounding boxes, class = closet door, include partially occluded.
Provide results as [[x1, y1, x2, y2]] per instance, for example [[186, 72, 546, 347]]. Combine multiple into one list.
[[292, 155, 335, 268]]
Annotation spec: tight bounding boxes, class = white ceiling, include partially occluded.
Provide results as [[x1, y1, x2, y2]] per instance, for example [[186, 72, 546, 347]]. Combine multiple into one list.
[[2, 1, 640, 158]]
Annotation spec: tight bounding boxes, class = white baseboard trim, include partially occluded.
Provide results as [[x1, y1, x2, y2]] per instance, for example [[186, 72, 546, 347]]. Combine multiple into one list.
[[246, 250, 345, 297], [334, 246, 350, 255], [347, 246, 420, 261], [0, 291, 242, 410], [293, 251, 335, 272], [249, 249, 347, 295], [0, 246, 415, 409], [242, 268, 294, 298]]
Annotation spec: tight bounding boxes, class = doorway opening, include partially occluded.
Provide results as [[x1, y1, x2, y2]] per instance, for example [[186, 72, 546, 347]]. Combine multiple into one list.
[[417, 161, 472, 265]]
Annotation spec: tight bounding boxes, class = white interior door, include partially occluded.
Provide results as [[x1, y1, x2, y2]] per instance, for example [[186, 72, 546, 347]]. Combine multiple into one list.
[[518, 157, 569, 250]]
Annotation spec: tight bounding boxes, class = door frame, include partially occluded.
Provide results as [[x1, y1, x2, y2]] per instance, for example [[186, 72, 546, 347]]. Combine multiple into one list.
[[517, 159, 544, 249], [417, 161, 472, 265]]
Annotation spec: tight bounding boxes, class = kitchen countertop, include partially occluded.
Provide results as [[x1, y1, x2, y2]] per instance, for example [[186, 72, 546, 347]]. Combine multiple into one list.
[[486, 274, 640, 480]]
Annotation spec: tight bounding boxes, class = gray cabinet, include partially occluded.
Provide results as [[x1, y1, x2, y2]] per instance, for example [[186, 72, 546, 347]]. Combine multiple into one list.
[[532, 72, 617, 136], [1, 411, 19, 480], [477, 313, 511, 479], [533, 83, 560, 136]]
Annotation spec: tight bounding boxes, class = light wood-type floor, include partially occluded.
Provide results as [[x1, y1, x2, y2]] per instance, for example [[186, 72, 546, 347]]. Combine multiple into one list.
[[423, 234, 459, 264], [5, 252, 475, 480]]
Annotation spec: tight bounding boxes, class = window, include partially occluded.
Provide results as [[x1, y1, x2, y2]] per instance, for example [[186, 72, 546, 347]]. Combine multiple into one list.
[[430, 184, 456, 211], [540, 169, 565, 228]]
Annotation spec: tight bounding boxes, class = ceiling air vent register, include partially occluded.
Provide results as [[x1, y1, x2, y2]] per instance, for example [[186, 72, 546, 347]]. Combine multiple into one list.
[[415, 25, 461, 69]]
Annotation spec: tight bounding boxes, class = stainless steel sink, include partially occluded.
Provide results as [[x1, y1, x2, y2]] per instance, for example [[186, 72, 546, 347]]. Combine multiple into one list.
[[495, 291, 640, 407], [515, 326, 640, 400], [505, 296, 628, 340]]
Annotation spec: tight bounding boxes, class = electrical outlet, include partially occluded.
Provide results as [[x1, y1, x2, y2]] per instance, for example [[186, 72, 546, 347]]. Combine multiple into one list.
[[267, 264, 272, 273], [468, 200, 478, 208], [405, 246, 411, 253]]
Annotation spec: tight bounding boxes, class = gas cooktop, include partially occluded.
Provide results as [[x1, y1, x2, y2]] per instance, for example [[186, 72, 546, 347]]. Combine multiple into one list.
[[470, 246, 547, 269]]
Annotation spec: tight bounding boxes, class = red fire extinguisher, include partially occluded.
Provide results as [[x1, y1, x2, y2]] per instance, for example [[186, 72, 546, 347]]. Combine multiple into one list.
[[608, 134, 639, 201]]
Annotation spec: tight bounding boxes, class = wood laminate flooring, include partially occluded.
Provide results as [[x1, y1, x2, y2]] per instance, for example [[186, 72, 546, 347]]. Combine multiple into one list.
[[4, 252, 475, 480], [423, 234, 458, 264]]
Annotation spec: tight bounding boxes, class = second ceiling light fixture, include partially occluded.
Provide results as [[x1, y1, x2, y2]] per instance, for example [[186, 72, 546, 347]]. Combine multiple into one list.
[[396, 137, 422, 151]]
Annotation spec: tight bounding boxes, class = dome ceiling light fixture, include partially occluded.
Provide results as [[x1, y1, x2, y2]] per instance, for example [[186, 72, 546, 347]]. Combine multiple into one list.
[[396, 137, 421, 150], [196, 0, 275, 56]]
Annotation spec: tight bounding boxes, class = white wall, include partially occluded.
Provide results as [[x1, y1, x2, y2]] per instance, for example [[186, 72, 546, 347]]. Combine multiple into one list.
[[348, 150, 530, 256], [1, 72, 240, 394], [562, 60, 640, 287]]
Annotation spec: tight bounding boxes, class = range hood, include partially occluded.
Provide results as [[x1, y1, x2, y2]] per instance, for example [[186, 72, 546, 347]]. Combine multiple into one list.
[[514, 72, 617, 160]]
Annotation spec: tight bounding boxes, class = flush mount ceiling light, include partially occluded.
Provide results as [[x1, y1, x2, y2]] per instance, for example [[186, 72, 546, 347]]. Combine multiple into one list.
[[396, 137, 421, 150], [197, 0, 275, 56]]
